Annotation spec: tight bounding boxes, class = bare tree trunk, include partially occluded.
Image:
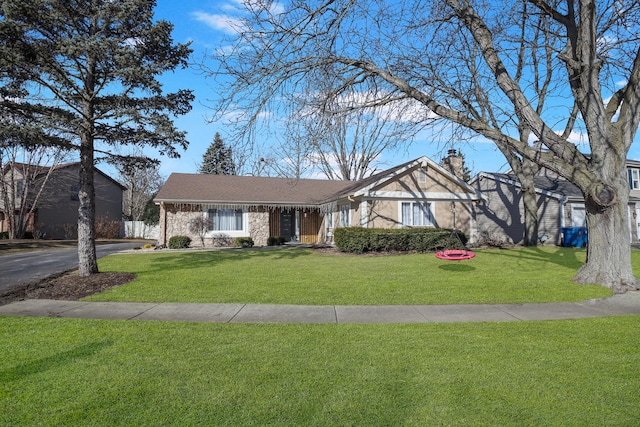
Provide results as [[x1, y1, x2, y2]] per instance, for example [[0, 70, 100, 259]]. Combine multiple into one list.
[[574, 177, 637, 293], [77, 137, 98, 276], [521, 181, 539, 246], [519, 158, 540, 246]]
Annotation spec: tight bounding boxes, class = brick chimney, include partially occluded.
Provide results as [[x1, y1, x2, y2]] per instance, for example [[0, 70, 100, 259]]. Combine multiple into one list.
[[441, 149, 464, 180]]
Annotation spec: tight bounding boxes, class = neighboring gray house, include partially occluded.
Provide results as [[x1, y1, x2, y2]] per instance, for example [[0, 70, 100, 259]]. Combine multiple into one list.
[[0, 162, 124, 239], [471, 162, 640, 245]]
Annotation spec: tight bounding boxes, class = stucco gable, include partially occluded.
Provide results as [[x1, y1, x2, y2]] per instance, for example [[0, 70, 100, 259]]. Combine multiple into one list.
[[348, 156, 482, 201]]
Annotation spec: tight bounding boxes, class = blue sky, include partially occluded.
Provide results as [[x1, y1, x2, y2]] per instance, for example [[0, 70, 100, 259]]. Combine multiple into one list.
[[149, 0, 640, 180]]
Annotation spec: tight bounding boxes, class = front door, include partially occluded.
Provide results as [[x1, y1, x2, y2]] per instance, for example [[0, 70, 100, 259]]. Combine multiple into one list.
[[280, 211, 296, 241]]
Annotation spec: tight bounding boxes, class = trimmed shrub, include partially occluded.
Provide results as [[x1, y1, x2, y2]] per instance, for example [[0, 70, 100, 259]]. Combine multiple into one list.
[[0, 231, 8, 239], [168, 235, 191, 249], [267, 236, 287, 246], [95, 216, 121, 239], [333, 227, 467, 254], [235, 237, 254, 248], [212, 234, 234, 247]]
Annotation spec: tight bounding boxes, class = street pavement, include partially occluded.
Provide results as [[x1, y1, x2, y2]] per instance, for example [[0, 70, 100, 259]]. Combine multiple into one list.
[[1, 291, 639, 324], [0, 242, 140, 291]]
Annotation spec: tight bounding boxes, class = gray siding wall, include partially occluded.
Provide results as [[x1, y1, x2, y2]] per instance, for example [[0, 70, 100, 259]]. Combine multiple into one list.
[[474, 176, 562, 245], [37, 165, 123, 239], [474, 177, 524, 244], [537, 197, 562, 245]]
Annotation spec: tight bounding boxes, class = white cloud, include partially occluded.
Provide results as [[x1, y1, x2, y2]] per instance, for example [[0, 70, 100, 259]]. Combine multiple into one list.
[[243, 0, 285, 15], [193, 1, 284, 34], [556, 129, 588, 146], [220, 0, 244, 12], [191, 11, 242, 34]]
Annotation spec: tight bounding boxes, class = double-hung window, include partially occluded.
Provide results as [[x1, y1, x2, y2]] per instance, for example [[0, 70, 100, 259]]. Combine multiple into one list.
[[325, 211, 334, 229], [339, 205, 350, 227], [629, 169, 640, 190], [208, 208, 243, 231], [401, 201, 434, 227]]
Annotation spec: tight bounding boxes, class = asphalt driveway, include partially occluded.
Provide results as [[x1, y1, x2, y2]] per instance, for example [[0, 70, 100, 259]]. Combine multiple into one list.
[[0, 242, 139, 291]]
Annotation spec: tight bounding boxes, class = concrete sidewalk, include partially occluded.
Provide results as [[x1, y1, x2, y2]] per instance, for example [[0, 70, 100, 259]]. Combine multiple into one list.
[[1, 291, 640, 323]]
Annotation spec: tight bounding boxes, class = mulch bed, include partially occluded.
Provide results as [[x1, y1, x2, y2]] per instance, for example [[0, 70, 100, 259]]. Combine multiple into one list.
[[0, 271, 136, 306]]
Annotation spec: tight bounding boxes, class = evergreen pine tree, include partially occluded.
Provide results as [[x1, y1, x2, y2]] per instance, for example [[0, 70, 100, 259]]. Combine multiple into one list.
[[199, 133, 236, 175], [0, 0, 193, 275]]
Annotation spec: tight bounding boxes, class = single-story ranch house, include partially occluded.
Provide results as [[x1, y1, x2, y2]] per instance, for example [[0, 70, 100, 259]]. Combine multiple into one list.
[[154, 154, 483, 247]]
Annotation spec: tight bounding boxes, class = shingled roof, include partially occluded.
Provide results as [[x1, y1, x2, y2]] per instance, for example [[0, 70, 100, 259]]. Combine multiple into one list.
[[155, 156, 482, 208], [155, 173, 354, 207], [486, 172, 584, 199], [479, 171, 640, 203]]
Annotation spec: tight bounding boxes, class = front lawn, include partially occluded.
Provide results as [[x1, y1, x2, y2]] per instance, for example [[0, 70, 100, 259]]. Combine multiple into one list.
[[1, 316, 639, 426], [90, 246, 612, 304]]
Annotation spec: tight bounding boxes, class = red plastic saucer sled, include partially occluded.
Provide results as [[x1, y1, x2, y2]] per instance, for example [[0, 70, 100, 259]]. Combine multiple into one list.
[[435, 249, 476, 261], [436, 206, 476, 261]]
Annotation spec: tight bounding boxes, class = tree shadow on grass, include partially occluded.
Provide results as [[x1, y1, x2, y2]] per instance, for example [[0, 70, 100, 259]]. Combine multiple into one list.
[[480, 246, 584, 270], [145, 247, 313, 275], [0, 340, 112, 383]]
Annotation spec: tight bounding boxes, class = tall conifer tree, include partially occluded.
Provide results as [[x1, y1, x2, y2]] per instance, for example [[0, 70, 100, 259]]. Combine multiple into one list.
[[199, 133, 236, 175], [0, 0, 193, 275]]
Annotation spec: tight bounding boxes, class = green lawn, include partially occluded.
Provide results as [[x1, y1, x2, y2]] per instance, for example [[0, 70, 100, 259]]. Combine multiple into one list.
[[3, 247, 639, 425], [1, 316, 639, 426], [89, 246, 612, 304]]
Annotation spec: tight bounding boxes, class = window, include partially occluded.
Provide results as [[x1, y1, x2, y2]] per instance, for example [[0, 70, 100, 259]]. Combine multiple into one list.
[[339, 205, 350, 227], [629, 169, 640, 190], [70, 185, 79, 201], [418, 168, 427, 183], [325, 211, 334, 229], [208, 208, 243, 231], [570, 205, 586, 227], [401, 201, 434, 227]]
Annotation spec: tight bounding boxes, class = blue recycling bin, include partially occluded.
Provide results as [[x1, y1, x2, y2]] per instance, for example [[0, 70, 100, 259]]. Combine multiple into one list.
[[561, 227, 588, 248]]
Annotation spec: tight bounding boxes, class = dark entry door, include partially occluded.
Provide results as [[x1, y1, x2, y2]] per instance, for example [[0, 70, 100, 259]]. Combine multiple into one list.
[[280, 211, 296, 241]]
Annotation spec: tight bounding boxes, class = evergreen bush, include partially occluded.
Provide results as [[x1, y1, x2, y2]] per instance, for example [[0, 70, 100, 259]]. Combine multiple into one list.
[[333, 227, 467, 253], [168, 235, 191, 249], [267, 236, 287, 246], [235, 237, 254, 248]]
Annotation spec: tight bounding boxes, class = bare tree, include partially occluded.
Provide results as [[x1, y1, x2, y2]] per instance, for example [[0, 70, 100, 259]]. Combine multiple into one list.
[[255, 135, 314, 178], [188, 215, 209, 247], [256, 77, 425, 180], [211, 0, 640, 292], [0, 144, 68, 239], [306, 91, 421, 181], [112, 151, 164, 222]]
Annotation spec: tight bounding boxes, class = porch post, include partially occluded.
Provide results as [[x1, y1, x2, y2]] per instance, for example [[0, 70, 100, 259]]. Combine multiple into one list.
[[360, 200, 369, 228]]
